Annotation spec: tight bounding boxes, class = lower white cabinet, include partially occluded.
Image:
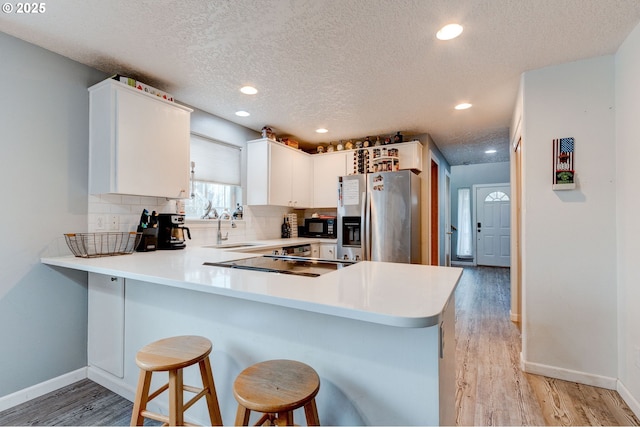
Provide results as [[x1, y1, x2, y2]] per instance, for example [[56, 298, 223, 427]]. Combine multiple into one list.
[[320, 243, 337, 259], [88, 273, 125, 378], [310, 243, 320, 258]]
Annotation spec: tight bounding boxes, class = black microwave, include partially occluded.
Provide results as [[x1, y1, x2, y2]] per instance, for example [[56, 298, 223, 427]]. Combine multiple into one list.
[[304, 218, 337, 238]]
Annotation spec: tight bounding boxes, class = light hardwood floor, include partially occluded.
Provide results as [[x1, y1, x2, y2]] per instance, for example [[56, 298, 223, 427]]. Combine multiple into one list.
[[455, 266, 639, 426], [0, 266, 638, 426]]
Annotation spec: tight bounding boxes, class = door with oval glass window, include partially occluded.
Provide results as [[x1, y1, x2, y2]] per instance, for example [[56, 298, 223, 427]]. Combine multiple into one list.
[[474, 184, 511, 267]]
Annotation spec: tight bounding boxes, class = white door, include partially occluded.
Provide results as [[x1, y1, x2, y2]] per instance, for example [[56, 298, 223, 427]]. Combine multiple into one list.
[[475, 184, 511, 267]]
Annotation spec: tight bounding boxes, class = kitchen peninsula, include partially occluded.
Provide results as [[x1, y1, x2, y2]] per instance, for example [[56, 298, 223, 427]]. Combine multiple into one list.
[[41, 245, 461, 426]]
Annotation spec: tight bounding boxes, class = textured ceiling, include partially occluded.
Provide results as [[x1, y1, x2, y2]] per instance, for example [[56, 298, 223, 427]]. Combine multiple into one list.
[[2, 0, 639, 165]]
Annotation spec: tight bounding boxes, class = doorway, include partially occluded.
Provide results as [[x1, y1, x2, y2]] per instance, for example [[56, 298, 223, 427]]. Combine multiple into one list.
[[430, 158, 439, 266], [444, 172, 451, 267], [474, 183, 511, 267], [512, 137, 523, 322]]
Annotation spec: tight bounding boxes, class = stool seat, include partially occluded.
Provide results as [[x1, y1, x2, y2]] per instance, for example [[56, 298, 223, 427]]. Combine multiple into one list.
[[233, 359, 320, 426], [136, 335, 212, 371], [130, 335, 222, 426]]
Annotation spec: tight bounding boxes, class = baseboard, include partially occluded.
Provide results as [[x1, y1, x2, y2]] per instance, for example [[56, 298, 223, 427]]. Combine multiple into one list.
[[509, 310, 521, 322], [521, 357, 617, 389], [0, 368, 87, 412], [618, 379, 640, 419], [86, 367, 137, 402]]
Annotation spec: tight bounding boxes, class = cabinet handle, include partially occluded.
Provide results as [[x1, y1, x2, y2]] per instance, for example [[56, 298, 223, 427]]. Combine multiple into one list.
[[110, 277, 118, 282]]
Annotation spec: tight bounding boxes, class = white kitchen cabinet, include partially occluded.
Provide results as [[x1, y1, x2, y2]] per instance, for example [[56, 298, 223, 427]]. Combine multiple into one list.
[[88, 273, 124, 378], [310, 242, 320, 258], [247, 138, 312, 208], [320, 243, 337, 259], [397, 140, 423, 172], [88, 79, 193, 198], [312, 151, 347, 208], [344, 140, 423, 174]]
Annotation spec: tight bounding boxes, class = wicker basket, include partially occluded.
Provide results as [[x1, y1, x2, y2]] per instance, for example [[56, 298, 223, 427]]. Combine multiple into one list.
[[64, 232, 142, 258]]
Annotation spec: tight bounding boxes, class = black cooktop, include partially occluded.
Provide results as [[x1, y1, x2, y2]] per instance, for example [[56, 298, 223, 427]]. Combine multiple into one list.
[[204, 255, 356, 277]]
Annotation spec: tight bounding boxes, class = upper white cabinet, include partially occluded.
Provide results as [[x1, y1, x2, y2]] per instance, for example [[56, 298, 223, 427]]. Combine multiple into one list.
[[312, 151, 347, 208], [344, 140, 423, 174], [88, 79, 193, 198], [247, 138, 312, 208], [397, 140, 423, 172]]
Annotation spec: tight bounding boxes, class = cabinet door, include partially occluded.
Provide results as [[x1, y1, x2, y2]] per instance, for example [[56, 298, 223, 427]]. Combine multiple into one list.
[[397, 141, 423, 172], [310, 243, 320, 258], [247, 140, 270, 205], [116, 89, 191, 198], [269, 143, 294, 206], [291, 150, 312, 208], [88, 273, 124, 378], [320, 244, 337, 259], [313, 152, 346, 208]]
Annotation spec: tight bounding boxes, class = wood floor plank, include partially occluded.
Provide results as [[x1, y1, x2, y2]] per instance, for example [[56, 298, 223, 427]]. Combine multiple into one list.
[[0, 379, 160, 426], [454, 266, 638, 426]]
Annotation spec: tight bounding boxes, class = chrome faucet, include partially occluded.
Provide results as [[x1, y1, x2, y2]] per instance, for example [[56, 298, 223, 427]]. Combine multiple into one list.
[[217, 217, 228, 245]]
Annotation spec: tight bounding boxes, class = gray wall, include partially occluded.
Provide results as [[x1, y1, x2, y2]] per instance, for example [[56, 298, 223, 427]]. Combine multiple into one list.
[[0, 32, 107, 396], [450, 162, 510, 262]]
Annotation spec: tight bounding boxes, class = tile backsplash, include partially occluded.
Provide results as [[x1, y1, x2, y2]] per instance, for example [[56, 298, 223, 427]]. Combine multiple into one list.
[[88, 194, 294, 247]]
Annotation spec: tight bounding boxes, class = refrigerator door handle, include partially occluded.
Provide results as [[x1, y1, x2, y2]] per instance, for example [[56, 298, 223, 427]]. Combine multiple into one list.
[[362, 190, 370, 261]]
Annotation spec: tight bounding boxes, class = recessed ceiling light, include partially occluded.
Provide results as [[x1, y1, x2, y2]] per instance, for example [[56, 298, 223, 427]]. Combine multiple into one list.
[[235, 110, 250, 117], [455, 103, 472, 110], [240, 86, 258, 95], [316, 128, 328, 134], [485, 149, 497, 154], [436, 23, 463, 41]]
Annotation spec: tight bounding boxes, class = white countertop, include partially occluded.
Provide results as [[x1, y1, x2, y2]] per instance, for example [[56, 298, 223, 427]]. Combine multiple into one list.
[[41, 244, 461, 328]]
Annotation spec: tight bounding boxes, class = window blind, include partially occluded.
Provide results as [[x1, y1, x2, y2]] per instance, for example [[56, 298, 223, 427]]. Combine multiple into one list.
[[190, 133, 241, 186], [457, 188, 473, 258]]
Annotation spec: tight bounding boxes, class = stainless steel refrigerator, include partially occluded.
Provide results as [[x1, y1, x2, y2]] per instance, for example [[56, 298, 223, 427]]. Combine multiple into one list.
[[337, 170, 421, 263]]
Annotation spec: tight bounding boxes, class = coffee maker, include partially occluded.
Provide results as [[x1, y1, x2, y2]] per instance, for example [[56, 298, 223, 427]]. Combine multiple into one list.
[[157, 214, 191, 249]]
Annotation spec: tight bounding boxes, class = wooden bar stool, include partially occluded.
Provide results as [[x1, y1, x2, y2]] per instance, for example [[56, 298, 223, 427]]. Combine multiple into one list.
[[233, 359, 320, 426], [130, 335, 223, 426]]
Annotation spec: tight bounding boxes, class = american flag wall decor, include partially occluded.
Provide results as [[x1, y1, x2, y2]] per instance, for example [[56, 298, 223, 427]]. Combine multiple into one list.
[[553, 137, 576, 190]]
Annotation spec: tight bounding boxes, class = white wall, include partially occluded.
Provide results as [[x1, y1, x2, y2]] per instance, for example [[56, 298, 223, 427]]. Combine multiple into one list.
[[615, 21, 640, 412], [0, 33, 106, 397], [521, 56, 618, 386]]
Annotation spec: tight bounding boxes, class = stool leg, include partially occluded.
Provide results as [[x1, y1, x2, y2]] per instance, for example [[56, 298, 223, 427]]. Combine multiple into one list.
[[234, 404, 251, 426], [303, 399, 320, 426], [277, 411, 294, 426], [168, 368, 184, 426], [130, 370, 152, 426], [199, 357, 223, 426]]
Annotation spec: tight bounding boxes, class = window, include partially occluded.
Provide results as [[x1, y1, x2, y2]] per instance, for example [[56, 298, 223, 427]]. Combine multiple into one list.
[[185, 133, 242, 219], [484, 191, 510, 202], [457, 188, 473, 258]]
